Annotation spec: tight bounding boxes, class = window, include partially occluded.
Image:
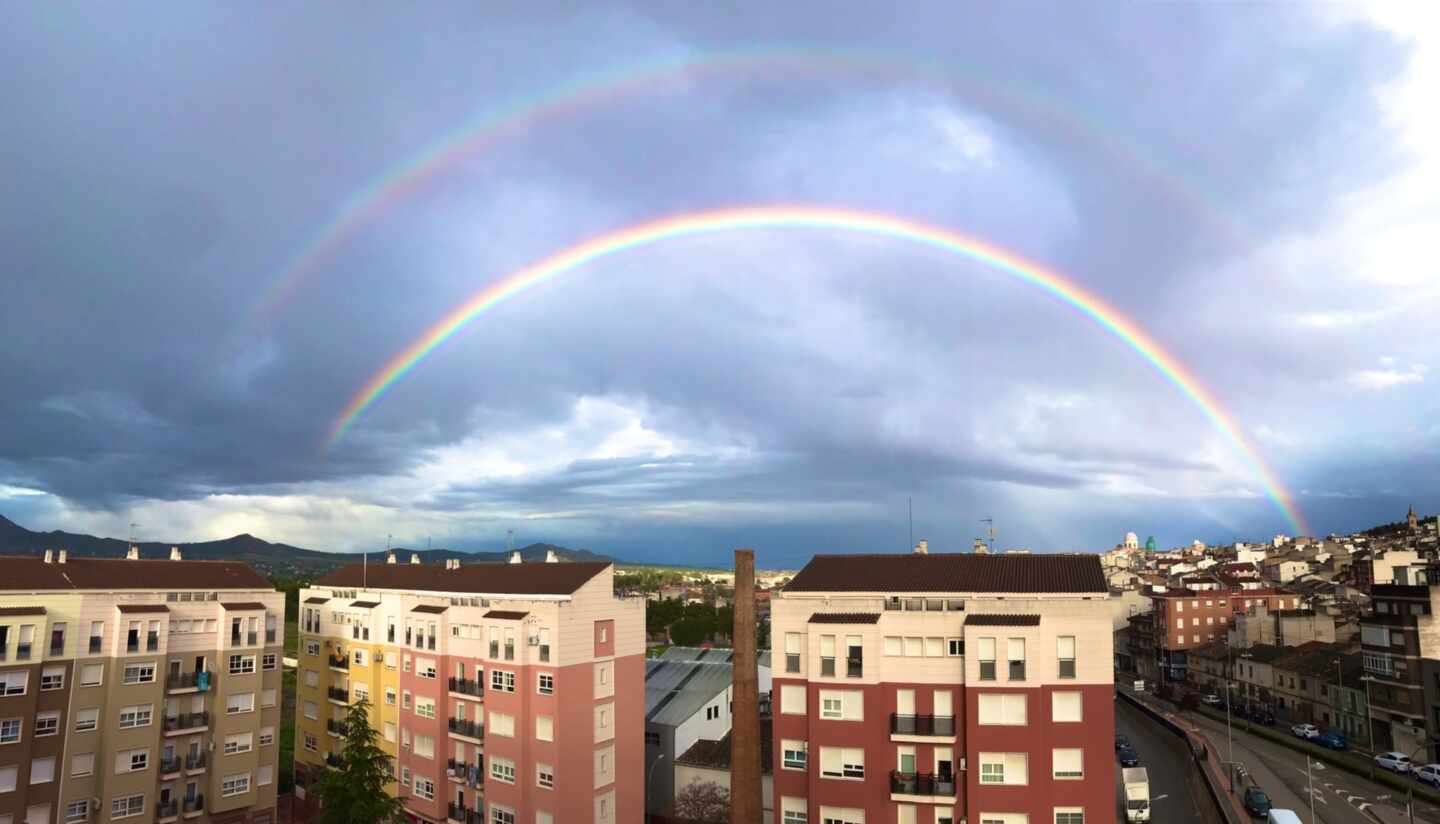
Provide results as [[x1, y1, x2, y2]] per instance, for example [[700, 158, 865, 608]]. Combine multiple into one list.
[[40, 666, 64, 691], [1057, 636, 1076, 678], [303, 733, 317, 752], [538, 673, 554, 695], [491, 712, 515, 737], [818, 690, 863, 721], [222, 772, 250, 797], [978, 752, 1028, 785], [925, 637, 943, 657], [1052, 692, 1082, 723], [492, 808, 516, 824], [819, 746, 864, 779], [781, 684, 807, 715], [65, 800, 89, 823], [414, 735, 434, 758], [413, 776, 434, 800], [978, 693, 1027, 725], [947, 638, 963, 656], [224, 733, 253, 755], [383, 722, 397, 742], [122, 663, 155, 684], [112, 794, 145, 819], [904, 637, 922, 656], [536, 715, 554, 741], [491, 756, 516, 784], [262, 653, 277, 670], [113, 749, 146, 774], [786, 633, 803, 671], [70, 753, 94, 777], [415, 697, 436, 719], [978, 637, 996, 680], [818, 806, 863, 824], [118, 704, 152, 729], [74, 707, 98, 732], [1007, 638, 1026, 680], [0, 672, 28, 696], [0, 717, 20, 743], [782, 797, 809, 824], [385, 687, 397, 705], [303, 700, 318, 720], [537, 763, 554, 789], [303, 669, 319, 688], [782, 740, 808, 770], [417, 658, 436, 679], [227, 692, 255, 714], [1055, 811, 1084, 824], [706, 705, 720, 720], [34, 712, 58, 736], [228, 654, 256, 675], [258, 765, 273, 786], [1053, 748, 1083, 779], [305, 640, 320, 656], [0, 766, 13, 792], [259, 726, 275, 746], [30, 756, 54, 783], [79, 664, 102, 687], [262, 687, 277, 707], [820, 635, 836, 676], [884, 636, 902, 656]]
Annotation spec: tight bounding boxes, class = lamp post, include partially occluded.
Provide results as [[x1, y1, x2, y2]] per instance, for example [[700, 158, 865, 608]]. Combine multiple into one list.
[[646, 753, 666, 819], [1406, 738, 1439, 824]]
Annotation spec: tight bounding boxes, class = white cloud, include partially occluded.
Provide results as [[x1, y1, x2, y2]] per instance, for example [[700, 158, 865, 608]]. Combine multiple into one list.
[[1350, 365, 1426, 390]]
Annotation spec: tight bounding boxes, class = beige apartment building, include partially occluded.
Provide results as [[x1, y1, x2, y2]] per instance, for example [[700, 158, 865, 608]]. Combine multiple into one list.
[[0, 550, 282, 824]]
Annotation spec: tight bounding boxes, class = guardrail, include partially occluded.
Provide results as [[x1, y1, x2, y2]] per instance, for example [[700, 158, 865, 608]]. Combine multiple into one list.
[[1117, 688, 1243, 824]]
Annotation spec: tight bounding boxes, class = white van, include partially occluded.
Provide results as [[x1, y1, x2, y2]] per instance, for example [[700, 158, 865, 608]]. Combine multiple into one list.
[[1267, 811, 1304, 824]]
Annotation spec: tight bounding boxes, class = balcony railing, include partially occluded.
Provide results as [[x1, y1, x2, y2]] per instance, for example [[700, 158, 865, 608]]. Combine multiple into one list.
[[159, 756, 182, 775], [328, 655, 349, 670], [846, 656, 863, 678], [185, 752, 207, 771], [327, 686, 350, 702], [167, 672, 207, 691], [157, 800, 178, 819], [182, 795, 204, 815], [447, 803, 485, 824], [325, 753, 343, 768], [448, 676, 484, 697], [447, 717, 483, 739], [163, 712, 209, 732], [447, 758, 483, 788], [890, 770, 957, 796], [890, 713, 956, 737], [326, 719, 350, 736]]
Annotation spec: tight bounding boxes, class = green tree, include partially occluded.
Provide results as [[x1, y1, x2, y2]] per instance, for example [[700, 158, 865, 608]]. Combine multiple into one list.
[[314, 699, 406, 824]]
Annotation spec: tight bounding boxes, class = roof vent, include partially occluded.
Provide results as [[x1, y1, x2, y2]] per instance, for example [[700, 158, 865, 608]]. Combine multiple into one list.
[[386, 552, 396, 564], [410, 553, 421, 565], [170, 546, 183, 561], [57, 550, 67, 564], [43, 549, 53, 564], [913, 539, 928, 555], [126, 546, 139, 560], [509, 551, 522, 564], [545, 549, 558, 563]]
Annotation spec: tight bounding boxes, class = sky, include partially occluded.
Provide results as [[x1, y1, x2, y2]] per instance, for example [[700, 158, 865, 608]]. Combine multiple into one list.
[[2, 2, 1437, 568]]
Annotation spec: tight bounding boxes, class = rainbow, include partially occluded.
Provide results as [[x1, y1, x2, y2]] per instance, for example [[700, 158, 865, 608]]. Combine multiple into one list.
[[328, 205, 1307, 535], [249, 46, 1239, 327]]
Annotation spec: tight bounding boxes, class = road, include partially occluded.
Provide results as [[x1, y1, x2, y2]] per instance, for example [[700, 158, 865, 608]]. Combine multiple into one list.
[[1115, 699, 1218, 823]]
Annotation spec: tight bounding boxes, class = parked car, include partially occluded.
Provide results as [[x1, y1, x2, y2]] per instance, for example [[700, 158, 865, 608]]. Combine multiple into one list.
[[1243, 787, 1273, 818], [1414, 764, 1440, 788], [1248, 707, 1275, 725], [1316, 730, 1347, 750], [1116, 734, 1131, 751], [1201, 693, 1224, 706], [1119, 747, 1141, 768], [1290, 723, 1320, 740], [1375, 751, 1414, 774]]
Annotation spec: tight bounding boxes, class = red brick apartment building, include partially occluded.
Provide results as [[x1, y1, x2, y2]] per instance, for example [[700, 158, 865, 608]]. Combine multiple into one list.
[[770, 552, 1112, 824], [1149, 586, 1300, 681]]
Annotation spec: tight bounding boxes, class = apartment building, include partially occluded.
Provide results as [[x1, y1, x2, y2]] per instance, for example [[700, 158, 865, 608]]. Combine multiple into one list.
[[0, 550, 282, 824], [291, 553, 643, 824], [1148, 587, 1299, 681], [1360, 584, 1437, 759], [770, 551, 1113, 824]]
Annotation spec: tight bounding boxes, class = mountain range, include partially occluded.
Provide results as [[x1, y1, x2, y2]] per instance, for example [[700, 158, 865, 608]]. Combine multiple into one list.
[[0, 513, 610, 578]]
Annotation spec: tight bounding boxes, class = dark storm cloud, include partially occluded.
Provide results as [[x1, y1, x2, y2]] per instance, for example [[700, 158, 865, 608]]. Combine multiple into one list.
[[0, 1, 1429, 552]]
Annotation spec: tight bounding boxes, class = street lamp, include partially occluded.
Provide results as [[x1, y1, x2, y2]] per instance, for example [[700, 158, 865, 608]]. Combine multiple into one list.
[[1405, 737, 1439, 824], [646, 753, 667, 816]]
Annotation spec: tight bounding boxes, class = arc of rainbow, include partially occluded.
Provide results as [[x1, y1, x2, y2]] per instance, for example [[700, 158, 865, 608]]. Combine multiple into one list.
[[250, 45, 1237, 327], [327, 205, 1307, 535]]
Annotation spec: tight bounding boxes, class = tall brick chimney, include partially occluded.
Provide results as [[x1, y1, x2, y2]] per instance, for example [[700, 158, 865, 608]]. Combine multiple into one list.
[[730, 548, 762, 824]]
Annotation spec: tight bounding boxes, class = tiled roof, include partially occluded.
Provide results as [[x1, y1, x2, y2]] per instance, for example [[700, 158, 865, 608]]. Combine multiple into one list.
[[117, 604, 170, 613], [304, 597, 329, 604], [807, 613, 880, 624], [0, 606, 45, 616], [483, 610, 529, 620], [220, 602, 267, 611], [784, 553, 1105, 594], [351, 600, 381, 609], [673, 719, 773, 774], [0, 556, 271, 591], [317, 560, 610, 596], [411, 604, 448, 614], [964, 614, 1040, 626]]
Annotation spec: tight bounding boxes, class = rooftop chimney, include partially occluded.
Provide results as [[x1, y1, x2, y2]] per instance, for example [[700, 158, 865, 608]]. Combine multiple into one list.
[[57, 550, 67, 564], [509, 551, 522, 564], [43, 549, 53, 564], [126, 546, 139, 560], [545, 549, 558, 563], [170, 546, 182, 561], [386, 552, 396, 564], [914, 539, 928, 555], [410, 553, 421, 565], [730, 548, 761, 824]]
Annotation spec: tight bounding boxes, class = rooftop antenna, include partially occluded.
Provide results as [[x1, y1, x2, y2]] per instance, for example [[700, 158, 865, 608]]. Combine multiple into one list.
[[128, 522, 138, 548], [981, 518, 996, 553]]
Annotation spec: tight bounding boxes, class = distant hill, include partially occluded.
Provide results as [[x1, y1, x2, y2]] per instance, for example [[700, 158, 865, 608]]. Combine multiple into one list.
[[0, 514, 609, 578]]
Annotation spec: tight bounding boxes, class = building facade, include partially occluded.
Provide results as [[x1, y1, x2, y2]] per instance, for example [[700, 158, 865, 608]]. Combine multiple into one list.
[[0, 551, 282, 824], [770, 552, 1114, 824], [1149, 587, 1299, 681], [1360, 584, 1436, 759], [292, 554, 644, 824]]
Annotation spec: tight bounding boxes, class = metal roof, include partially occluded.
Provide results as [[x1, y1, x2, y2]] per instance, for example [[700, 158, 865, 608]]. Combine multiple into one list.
[[644, 659, 733, 727], [656, 646, 770, 669]]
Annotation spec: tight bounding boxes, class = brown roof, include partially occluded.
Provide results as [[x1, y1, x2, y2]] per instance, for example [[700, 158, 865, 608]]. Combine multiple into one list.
[[784, 553, 1105, 594], [0, 556, 272, 591], [317, 560, 610, 596], [483, 610, 529, 620], [351, 600, 381, 609], [220, 602, 267, 611], [807, 613, 880, 624], [304, 597, 329, 604], [411, 604, 448, 614], [0, 606, 45, 616], [673, 718, 773, 774], [117, 604, 170, 613], [965, 614, 1041, 626]]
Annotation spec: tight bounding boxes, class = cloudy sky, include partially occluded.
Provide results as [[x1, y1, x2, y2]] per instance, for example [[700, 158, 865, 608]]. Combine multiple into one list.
[[3, 2, 1437, 567]]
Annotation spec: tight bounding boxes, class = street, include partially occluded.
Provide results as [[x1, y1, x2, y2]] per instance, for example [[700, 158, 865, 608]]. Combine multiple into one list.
[[1115, 699, 1219, 823]]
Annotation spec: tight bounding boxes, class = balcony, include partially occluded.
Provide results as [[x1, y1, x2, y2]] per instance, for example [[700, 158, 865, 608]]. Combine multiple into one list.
[[447, 803, 485, 824], [185, 752, 207, 772], [159, 756, 183, 777], [147, 632, 160, 651], [890, 714, 956, 737], [325, 753, 343, 768], [447, 758, 484, 788], [164, 712, 209, 734], [157, 800, 178, 820], [182, 795, 204, 817], [167, 672, 208, 693], [326, 719, 350, 737], [447, 717, 484, 741], [328, 655, 349, 671], [327, 686, 350, 704], [890, 770, 957, 797], [448, 677, 484, 698]]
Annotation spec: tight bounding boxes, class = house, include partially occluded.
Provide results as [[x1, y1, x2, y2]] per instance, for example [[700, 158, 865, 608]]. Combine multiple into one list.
[[672, 721, 774, 822], [644, 657, 735, 818]]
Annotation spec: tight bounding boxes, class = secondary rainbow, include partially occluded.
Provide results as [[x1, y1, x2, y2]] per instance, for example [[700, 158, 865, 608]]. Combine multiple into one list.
[[249, 45, 1239, 327], [329, 205, 1306, 535]]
